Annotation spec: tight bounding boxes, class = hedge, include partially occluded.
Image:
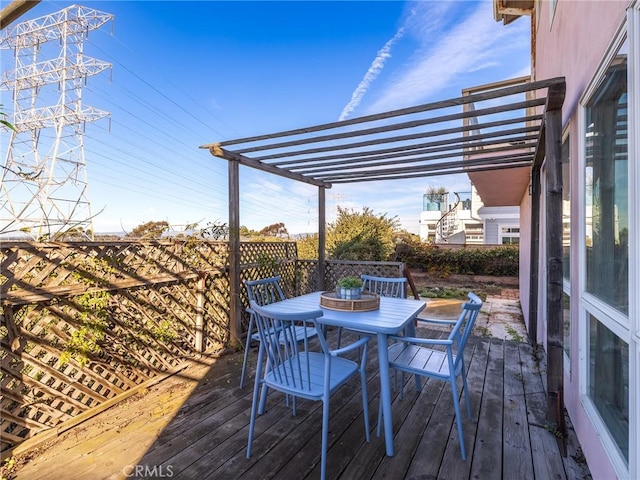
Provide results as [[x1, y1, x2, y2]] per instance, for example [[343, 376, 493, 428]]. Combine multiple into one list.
[[394, 240, 519, 277]]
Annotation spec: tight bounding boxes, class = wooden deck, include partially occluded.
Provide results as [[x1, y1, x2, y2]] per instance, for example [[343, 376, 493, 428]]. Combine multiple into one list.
[[13, 327, 591, 480]]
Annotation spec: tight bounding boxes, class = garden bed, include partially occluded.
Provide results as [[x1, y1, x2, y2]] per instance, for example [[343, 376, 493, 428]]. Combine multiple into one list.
[[409, 271, 518, 301]]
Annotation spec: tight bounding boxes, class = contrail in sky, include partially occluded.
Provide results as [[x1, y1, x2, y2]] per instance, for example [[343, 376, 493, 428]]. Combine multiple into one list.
[[338, 26, 406, 121]]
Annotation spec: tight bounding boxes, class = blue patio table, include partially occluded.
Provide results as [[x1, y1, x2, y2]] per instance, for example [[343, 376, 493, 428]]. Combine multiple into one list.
[[257, 290, 426, 457]]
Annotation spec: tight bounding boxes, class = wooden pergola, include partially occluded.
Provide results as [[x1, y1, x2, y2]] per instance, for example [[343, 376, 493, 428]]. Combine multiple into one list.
[[201, 76, 566, 424]]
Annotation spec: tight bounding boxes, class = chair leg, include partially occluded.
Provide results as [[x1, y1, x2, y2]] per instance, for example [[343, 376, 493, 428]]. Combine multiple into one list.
[[461, 369, 472, 418], [247, 343, 265, 458], [376, 399, 383, 437], [321, 398, 329, 480], [257, 343, 270, 415], [360, 366, 370, 443], [450, 378, 466, 460], [246, 383, 260, 458], [240, 315, 256, 389]]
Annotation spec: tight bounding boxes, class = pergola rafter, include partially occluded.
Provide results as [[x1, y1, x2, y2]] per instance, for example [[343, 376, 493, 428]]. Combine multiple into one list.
[[201, 75, 566, 425], [202, 77, 563, 185]]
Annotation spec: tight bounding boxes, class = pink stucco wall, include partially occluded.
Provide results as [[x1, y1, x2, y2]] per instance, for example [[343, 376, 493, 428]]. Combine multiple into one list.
[[535, 0, 628, 126], [518, 190, 531, 331], [524, 1, 628, 478]]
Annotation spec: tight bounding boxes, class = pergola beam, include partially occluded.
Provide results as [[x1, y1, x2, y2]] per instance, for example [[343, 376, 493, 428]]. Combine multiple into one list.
[[202, 144, 330, 188]]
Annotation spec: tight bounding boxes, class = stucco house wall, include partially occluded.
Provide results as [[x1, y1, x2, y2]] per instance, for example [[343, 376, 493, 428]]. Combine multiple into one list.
[[518, 188, 531, 335], [524, 1, 632, 478]]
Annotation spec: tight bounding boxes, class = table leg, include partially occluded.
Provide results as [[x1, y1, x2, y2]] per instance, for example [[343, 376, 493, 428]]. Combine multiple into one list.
[[377, 332, 394, 456]]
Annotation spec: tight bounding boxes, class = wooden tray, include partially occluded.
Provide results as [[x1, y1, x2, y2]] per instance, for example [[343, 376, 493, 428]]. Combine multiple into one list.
[[320, 291, 380, 312]]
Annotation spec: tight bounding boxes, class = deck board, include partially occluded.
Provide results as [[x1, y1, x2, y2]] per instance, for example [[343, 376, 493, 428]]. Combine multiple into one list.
[[13, 330, 590, 480], [502, 339, 535, 480], [469, 338, 504, 480], [438, 335, 487, 480]]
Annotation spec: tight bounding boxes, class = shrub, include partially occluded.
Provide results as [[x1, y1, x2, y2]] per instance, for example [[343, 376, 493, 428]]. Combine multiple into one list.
[[395, 238, 518, 277]]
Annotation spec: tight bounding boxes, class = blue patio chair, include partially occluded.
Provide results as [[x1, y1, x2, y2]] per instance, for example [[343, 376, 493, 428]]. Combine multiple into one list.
[[361, 274, 406, 298], [240, 276, 318, 388], [379, 292, 482, 460], [246, 301, 371, 480], [336, 274, 407, 348]]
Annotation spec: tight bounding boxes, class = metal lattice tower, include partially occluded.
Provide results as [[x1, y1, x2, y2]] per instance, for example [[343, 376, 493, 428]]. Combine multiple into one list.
[[0, 5, 113, 240]]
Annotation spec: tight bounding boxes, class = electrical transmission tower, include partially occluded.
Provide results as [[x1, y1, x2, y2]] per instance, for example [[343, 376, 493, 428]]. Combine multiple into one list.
[[0, 5, 113, 240]]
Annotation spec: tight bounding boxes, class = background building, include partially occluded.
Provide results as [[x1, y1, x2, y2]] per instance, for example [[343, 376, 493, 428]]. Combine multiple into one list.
[[419, 183, 519, 245]]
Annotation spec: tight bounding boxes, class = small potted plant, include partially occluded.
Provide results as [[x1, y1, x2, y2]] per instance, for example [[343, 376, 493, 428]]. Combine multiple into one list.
[[336, 276, 363, 300]]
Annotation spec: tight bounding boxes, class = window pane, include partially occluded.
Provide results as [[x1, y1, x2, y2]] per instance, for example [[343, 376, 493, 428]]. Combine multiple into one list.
[[501, 237, 519, 245], [588, 314, 629, 462], [585, 43, 628, 315], [500, 226, 519, 244], [562, 136, 570, 280]]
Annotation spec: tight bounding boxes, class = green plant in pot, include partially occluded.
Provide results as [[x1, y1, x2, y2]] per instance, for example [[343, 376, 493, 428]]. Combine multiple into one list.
[[336, 276, 363, 299]]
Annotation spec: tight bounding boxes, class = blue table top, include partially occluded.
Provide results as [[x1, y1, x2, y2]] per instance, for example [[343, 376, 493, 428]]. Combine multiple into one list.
[[260, 291, 426, 335]]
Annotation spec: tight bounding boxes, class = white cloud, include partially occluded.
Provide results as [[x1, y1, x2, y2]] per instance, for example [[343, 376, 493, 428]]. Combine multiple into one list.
[[338, 26, 407, 121], [337, 1, 460, 121], [367, 0, 529, 112]]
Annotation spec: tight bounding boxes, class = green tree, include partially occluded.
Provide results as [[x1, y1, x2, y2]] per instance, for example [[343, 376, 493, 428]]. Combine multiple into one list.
[[52, 226, 89, 241], [189, 220, 228, 240], [259, 222, 288, 238], [297, 233, 319, 259], [240, 226, 258, 238], [127, 220, 169, 239], [327, 207, 400, 261]]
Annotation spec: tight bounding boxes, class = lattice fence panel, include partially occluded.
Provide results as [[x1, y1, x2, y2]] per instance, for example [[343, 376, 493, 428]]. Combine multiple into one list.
[[296, 260, 321, 294], [0, 240, 234, 452], [1, 242, 193, 300], [1, 240, 406, 452], [238, 242, 299, 331], [324, 260, 405, 292]]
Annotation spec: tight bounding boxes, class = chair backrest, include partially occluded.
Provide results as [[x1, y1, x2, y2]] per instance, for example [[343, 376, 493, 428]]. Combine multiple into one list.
[[250, 301, 328, 392], [361, 274, 406, 298], [245, 276, 286, 307], [447, 293, 483, 371]]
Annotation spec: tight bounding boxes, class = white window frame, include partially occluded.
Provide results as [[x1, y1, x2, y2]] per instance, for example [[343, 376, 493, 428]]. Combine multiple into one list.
[[627, 2, 639, 479], [498, 224, 520, 244], [578, 18, 633, 478]]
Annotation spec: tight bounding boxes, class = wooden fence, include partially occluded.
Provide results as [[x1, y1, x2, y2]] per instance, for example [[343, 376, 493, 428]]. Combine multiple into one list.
[[0, 240, 404, 455]]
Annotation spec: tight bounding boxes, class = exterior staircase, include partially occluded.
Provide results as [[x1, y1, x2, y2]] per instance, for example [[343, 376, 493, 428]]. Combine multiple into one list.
[[435, 193, 464, 243]]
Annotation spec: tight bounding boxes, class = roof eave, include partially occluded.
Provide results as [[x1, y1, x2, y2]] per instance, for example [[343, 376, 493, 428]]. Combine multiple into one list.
[[493, 0, 534, 25]]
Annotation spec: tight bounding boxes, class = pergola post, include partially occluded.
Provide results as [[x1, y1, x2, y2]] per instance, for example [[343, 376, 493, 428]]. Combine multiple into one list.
[[228, 159, 241, 346], [545, 105, 564, 430], [318, 186, 326, 290]]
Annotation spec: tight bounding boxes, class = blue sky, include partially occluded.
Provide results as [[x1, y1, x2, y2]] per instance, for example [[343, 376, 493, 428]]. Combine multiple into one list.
[[1, 0, 530, 235]]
